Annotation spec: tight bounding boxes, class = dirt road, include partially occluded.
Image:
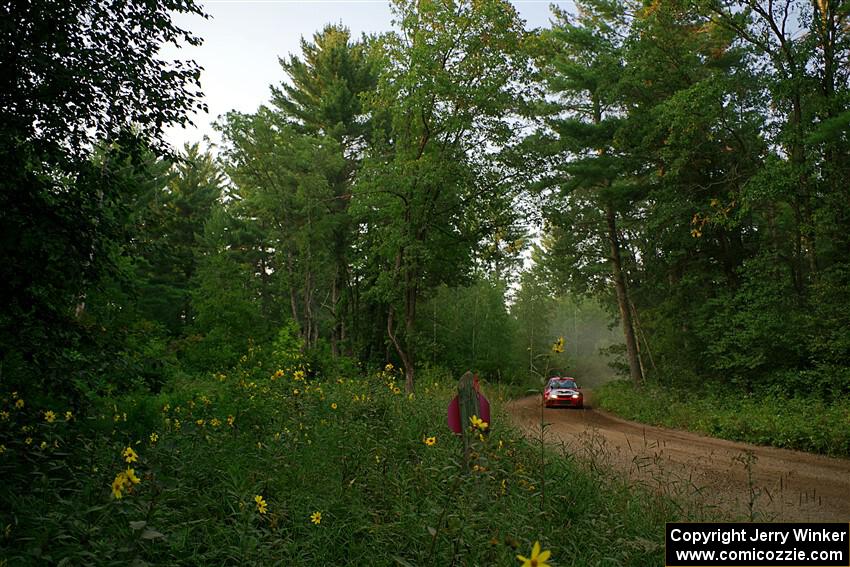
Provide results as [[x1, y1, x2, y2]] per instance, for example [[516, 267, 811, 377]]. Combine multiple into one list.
[[506, 394, 850, 521]]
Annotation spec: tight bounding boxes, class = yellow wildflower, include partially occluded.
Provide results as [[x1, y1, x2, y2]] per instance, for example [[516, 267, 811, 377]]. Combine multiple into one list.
[[125, 468, 140, 485], [15, 399, 24, 409], [517, 541, 551, 567], [470, 415, 489, 431], [173, 419, 181, 431], [255, 495, 268, 514], [149, 432, 159, 443], [552, 336, 565, 354], [331, 403, 337, 410], [122, 446, 139, 464], [0, 411, 8, 420], [385, 363, 393, 371], [111, 473, 127, 499], [65, 411, 73, 421], [392, 387, 401, 395], [195, 419, 205, 427], [423, 436, 436, 446], [227, 415, 235, 427], [25, 437, 32, 445], [293, 389, 300, 396], [0, 444, 5, 454], [44, 410, 56, 423], [310, 511, 322, 525], [211, 418, 221, 427], [40, 441, 47, 450]]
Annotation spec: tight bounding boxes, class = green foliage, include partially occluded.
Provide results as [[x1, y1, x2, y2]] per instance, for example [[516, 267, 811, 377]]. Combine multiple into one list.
[[697, 252, 806, 388], [273, 24, 377, 142], [5, 9, 850, 563], [186, 220, 272, 371], [0, 0, 207, 400], [531, 0, 850, 398], [596, 381, 850, 457], [0, 350, 691, 565], [135, 144, 225, 335], [218, 24, 375, 357], [351, 0, 531, 389], [417, 280, 519, 380], [218, 108, 346, 346], [271, 321, 306, 367]]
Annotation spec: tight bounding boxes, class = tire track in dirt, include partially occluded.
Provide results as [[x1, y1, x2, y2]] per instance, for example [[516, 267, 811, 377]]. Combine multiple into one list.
[[506, 393, 850, 521]]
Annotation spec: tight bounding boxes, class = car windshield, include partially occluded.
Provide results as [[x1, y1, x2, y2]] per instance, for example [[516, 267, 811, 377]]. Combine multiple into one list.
[[549, 379, 577, 389]]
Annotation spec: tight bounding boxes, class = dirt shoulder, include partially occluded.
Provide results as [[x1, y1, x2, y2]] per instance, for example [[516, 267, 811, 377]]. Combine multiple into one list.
[[505, 393, 850, 522]]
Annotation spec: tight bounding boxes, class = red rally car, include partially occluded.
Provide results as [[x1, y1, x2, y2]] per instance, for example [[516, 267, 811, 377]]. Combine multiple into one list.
[[544, 376, 584, 409]]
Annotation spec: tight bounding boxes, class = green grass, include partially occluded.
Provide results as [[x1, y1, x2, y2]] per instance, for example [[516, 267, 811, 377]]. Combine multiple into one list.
[[595, 380, 850, 458], [1, 349, 706, 565]]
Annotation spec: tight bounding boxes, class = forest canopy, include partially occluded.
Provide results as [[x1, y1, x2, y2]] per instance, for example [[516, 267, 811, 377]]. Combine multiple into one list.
[[2, 0, 850, 402]]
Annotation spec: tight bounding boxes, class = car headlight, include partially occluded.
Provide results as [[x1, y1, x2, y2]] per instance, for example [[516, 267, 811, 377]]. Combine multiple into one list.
[[571, 394, 579, 399]]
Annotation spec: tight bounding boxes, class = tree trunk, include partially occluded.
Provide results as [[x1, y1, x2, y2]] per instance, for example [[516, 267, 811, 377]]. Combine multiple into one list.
[[605, 205, 643, 386], [629, 297, 655, 373], [387, 305, 414, 391], [790, 92, 818, 280], [287, 250, 300, 324], [386, 250, 416, 392], [304, 268, 314, 348], [331, 270, 339, 357], [403, 277, 416, 393]]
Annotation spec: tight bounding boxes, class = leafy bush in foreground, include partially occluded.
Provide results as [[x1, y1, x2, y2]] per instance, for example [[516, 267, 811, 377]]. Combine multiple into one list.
[[1, 349, 691, 565]]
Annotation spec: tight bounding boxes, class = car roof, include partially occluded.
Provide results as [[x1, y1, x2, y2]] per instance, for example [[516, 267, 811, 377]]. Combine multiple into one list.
[[548, 377, 577, 382]]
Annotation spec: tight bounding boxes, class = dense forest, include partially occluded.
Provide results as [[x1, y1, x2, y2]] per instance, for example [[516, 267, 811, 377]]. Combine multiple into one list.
[[5, 0, 849, 402], [3, 0, 850, 562]]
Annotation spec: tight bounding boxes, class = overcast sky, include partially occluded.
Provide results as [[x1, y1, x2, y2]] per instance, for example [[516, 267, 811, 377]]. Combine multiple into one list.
[[163, 0, 573, 150]]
